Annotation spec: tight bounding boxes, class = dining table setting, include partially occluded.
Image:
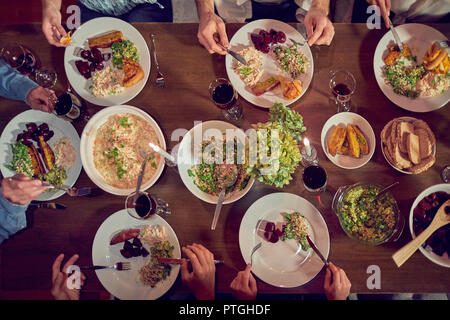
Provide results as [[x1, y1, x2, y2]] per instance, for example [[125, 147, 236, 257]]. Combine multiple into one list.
[[0, 19, 449, 300]]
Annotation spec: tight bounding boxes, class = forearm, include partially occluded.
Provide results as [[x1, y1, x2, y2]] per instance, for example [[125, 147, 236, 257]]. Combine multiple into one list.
[[0, 61, 38, 102], [0, 187, 28, 244], [311, 0, 330, 16], [195, 0, 215, 20], [42, 0, 62, 11]]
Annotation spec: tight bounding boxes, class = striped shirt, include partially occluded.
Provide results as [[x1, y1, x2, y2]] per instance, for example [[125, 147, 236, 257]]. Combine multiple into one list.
[[79, 0, 164, 16]]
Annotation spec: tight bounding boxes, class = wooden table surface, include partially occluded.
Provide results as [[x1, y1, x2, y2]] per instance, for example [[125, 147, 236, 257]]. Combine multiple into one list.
[[0, 23, 449, 299]]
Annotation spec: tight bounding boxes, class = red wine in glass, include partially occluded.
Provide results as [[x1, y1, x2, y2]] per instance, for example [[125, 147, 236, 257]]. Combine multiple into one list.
[[332, 83, 351, 97], [302, 165, 327, 192], [135, 193, 157, 218], [17, 52, 37, 75], [212, 83, 236, 110]]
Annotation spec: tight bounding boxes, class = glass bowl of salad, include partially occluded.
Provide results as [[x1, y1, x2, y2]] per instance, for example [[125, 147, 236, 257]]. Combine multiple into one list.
[[332, 182, 404, 246]]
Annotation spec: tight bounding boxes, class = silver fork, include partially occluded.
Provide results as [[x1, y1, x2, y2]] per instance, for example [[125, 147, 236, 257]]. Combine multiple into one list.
[[151, 34, 165, 88], [437, 40, 449, 49], [42, 182, 91, 197], [80, 262, 131, 271], [250, 242, 262, 266]]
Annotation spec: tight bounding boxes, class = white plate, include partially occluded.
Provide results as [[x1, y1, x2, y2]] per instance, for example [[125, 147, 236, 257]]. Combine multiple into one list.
[[226, 19, 314, 109], [373, 23, 449, 112], [239, 193, 329, 288], [321, 112, 375, 169], [64, 17, 150, 106], [380, 116, 436, 175], [80, 105, 165, 196], [0, 110, 82, 201], [92, 209, 181, 299], [177, 120, 254, 205], [409, 184, 450, 268]]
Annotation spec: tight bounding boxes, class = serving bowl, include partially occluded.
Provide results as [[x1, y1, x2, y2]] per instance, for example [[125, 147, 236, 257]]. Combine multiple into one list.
[[332, 181, 404, 245]]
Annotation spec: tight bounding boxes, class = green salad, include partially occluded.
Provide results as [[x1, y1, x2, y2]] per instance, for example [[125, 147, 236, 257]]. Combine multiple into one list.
[[111, 40, 139, 69], [283, 212, 310, 250], [5, 140, 34, 178]]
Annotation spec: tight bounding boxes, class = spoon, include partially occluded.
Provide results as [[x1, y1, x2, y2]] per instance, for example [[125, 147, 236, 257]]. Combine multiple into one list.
[[211, 165, 238, 230], [392, 199, 450, 267], [134, 142, 155, 204], [359, 181, 399, 208]]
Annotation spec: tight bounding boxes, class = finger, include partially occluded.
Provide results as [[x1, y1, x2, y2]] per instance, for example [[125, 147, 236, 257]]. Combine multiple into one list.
[[315, 22, 334, 45], [62, 254, 79, 274], [308, 19, 327, 46], [55, 24, 67, 38], [238, 266, 251, 287], [193, 243, 214, 267], [323, 267, 331, 290], [52, 253, 64, 283], [182, 247, 201, 272], [216, 21, 229, 48], [248, 272, 257, 292], [188, 244, 208, 267], [42, 26, 60, 46], [180, 258, 191, 280], [51, 272, 64, 295], [13, 174, 32, 181]]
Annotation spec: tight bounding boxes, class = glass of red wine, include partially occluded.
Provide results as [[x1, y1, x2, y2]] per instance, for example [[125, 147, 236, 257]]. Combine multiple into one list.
[[209, 78, 243, 121], [126, 191, 171, 220], [302, 165, 327, 193], [329, 69, 356, 113]]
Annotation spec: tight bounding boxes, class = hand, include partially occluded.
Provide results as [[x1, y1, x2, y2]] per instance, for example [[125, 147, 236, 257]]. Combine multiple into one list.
[[180, 243, 216, 300], [51, 253, 86, 300], [1, 174, 46, 205], [26, 86, 56, 113], [367, 0, 391, 28], [42, 5, 68, 47], [230, 264, 257, 300], [197, 12, 228, 55], [323, 262, 351, 300], [304, 8, 335, 46]]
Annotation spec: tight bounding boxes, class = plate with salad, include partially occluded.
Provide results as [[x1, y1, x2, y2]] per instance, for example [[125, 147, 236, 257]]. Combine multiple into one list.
[[0, 110, 82, 201], [239, 193, 329, 288], [64, 17, 150, 106], [374, 23, 449, 112]]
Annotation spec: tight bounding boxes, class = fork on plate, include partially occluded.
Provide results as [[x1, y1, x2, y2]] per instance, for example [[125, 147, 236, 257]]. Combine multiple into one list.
[[42, 182, 91, 197], [80, 262, 131, 271]]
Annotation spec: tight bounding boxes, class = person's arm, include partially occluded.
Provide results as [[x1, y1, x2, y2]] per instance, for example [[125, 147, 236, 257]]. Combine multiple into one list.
[[0, 60, 39, 102], [195, 0, 228, 55], [304, 0, 335, 46], [41, 0, 68, 47], [230, 264, 257, 300], [0, 189, 27, 245], [367, 0, 391, 28]]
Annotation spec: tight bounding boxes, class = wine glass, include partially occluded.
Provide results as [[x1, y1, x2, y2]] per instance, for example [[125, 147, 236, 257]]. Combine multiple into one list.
[[125, 191, 170, 220], [302, 165, 327, 193], [329, 69, 356, 113], [0, 44, 26, 68], [209, 78, 243, 121]]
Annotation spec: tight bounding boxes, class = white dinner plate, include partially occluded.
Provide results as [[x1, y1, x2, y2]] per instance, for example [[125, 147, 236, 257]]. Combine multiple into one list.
[[373, 23, 449, 112], [80, 105, 166, 196], [0, 110, 82, 201], [64, 17, 150, 106], [177, 120, 254, 205], [239, 193, 329, 288], [226, 19, 314, 109], [409, 184, 450, 268], [321, 112, 375, 169], [92, 209, 181, 299]]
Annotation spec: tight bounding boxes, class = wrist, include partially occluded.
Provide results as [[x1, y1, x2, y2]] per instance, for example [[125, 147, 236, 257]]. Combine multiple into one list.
[[310, 3, 329, 16]]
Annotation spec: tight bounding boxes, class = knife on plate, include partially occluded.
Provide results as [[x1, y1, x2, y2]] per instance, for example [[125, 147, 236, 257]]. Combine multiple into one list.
[[157, 257, 224, 265], [29, 201, 66, 210], [306, 235, 328, 266], [213, 33, 247, 66], [388, 18, 404, 54]]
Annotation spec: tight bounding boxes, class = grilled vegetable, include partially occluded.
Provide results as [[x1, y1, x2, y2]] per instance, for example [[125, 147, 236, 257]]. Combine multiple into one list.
[[328, 126, 347, 157], [26, 142, 46, 177], [37, 135, 55, 171], [347, 124, 360, 158], [88, 31, 123, 49]]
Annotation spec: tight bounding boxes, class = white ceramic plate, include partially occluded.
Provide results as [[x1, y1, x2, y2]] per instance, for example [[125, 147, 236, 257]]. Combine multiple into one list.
[[92, 209, 181, 299], [177, 120, 254, 205], [373, 23, 449, 112], [0, 110, 82, 201], [226, 19, 314, 109], [321, 112, 375, 169], [380, 116, 436, 175], [409, 184, 450, 268], [239, 193, 329, 288], [80, 105, 165, 196], [64, 17, 150, 106]]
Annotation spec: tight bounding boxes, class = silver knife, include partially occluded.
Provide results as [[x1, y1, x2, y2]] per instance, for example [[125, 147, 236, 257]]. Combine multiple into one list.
[[30, 201, 66, 210], [388, 18, 404, 54], [213, 33, 247, 65], [306, 235, 328, 266]]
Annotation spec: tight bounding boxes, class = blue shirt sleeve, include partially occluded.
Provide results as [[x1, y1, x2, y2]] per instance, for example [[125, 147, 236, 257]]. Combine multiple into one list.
[[0, 60, 39, 102], [0, 186, 28, 244]]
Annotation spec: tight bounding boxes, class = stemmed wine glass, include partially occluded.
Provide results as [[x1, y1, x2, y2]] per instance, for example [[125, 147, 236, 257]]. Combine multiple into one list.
[[209, 78, 243, 121], [329, 69, 356, 113], [126, 191, 171, 220], [0, 43, 57, 88]]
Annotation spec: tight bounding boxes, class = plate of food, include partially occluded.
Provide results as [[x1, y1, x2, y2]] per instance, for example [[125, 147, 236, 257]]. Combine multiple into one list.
[[177, 121, 254, 204], [410, 184, 450, 268], [226, 19, 313, 109], [373, 23, 449, 112], [92, 209, 181, 299], [80, 105, 166, 196], [64, 17, 150, 106], [239, 193, 329, 287], [321, 112, 375, 169], [0, 110, 82, 201], [380, 117, 436, 174]]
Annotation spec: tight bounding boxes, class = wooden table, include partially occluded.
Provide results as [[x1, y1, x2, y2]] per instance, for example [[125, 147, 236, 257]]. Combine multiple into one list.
[[0, 23, 449, 299]]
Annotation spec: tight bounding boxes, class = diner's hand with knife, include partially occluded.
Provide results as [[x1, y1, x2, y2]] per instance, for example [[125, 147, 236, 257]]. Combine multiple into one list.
[[180, 243, 216, 300]]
